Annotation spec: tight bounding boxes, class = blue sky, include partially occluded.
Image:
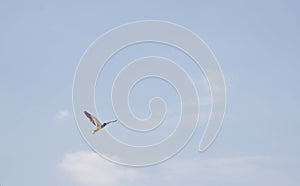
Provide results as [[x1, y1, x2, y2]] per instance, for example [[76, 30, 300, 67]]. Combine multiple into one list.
[[1, 0, 300, 185]]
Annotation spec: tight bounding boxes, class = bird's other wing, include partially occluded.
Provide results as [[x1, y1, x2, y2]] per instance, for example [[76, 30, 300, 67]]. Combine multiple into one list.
[[84, 111, 102, 127], [106, 120, 118, 124]]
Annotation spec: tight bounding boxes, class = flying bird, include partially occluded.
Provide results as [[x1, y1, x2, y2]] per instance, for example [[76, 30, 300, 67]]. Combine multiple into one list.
[[84, 111, 117, 134]]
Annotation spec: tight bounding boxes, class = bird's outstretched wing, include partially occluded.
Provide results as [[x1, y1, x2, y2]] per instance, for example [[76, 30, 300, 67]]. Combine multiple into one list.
[[84, 111, 102, 127], [106, 120, 118, 125]]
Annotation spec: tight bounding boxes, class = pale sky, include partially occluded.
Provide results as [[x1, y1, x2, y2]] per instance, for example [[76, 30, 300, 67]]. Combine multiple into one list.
[[1, 0, 300, 185]]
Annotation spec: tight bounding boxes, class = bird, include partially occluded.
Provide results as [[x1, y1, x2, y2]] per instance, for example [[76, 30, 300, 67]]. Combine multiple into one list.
[[84, 111, 117, 134]]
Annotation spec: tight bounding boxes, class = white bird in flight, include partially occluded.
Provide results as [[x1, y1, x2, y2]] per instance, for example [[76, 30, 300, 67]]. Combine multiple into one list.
[[84, 111, 117, 134]]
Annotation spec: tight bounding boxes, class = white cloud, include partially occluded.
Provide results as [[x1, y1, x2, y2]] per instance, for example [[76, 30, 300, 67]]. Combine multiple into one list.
[[157, 155, 297, 186], [160, 156, 265, 184], [56, 109, 71, 120], [59, 151, 140, 186], [59, 151, 299, 186]]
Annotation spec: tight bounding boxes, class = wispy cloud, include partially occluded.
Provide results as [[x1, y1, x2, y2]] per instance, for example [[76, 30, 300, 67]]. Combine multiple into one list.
[[59, 151, 140, 186], [56, 109, 71, 120], [160, 156, 267, 185], [158, 155, 298, 186], [59, 151, 299, 186], [196, 72, 233, 93]]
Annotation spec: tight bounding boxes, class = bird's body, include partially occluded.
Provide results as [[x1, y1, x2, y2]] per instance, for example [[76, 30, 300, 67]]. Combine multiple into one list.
[[84, 111, 117, 134], [92, 126, 101, 134]]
